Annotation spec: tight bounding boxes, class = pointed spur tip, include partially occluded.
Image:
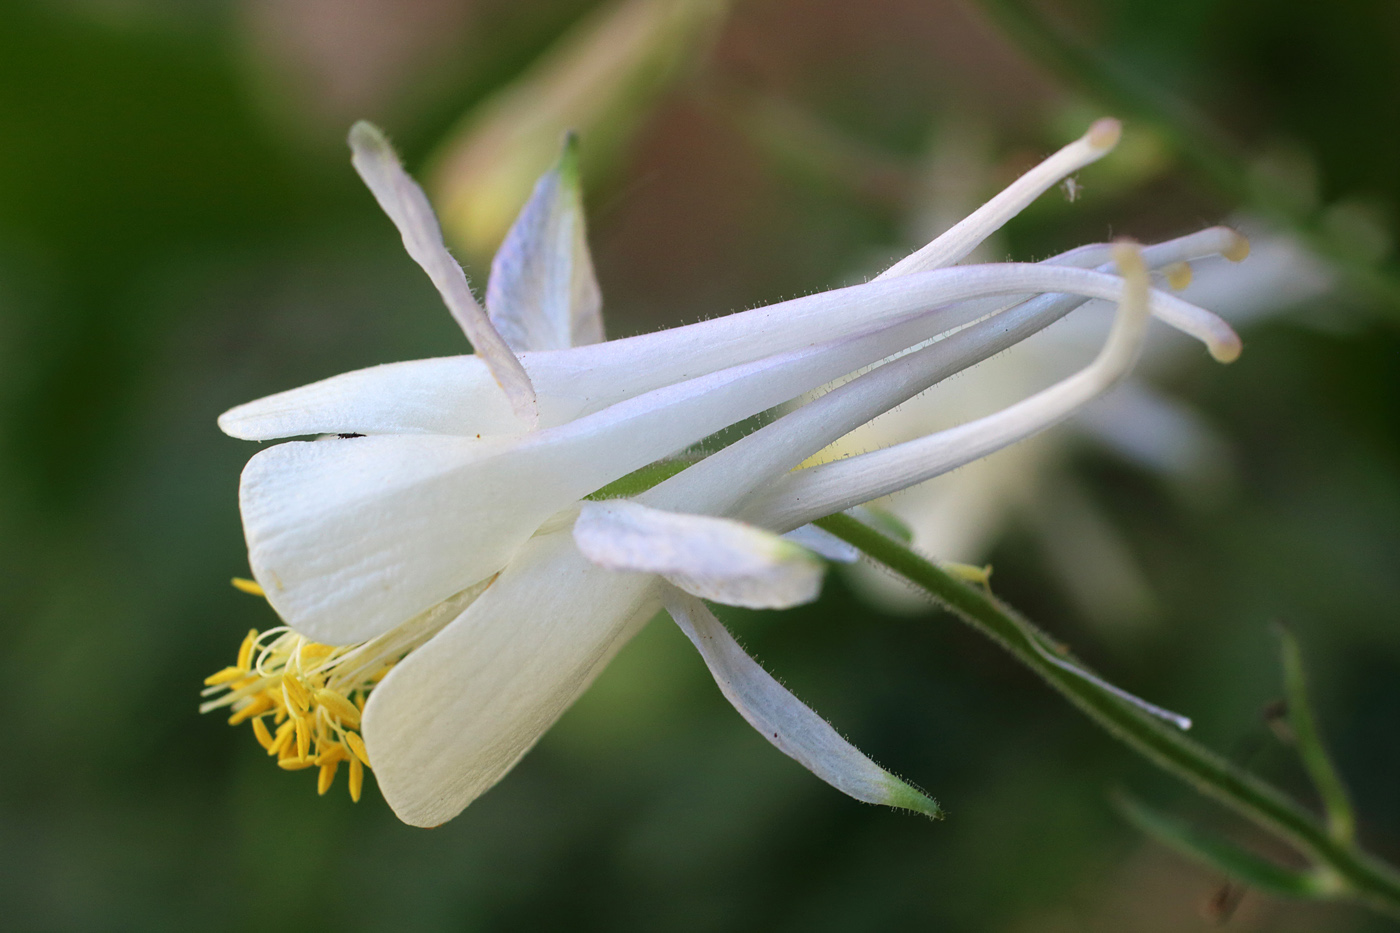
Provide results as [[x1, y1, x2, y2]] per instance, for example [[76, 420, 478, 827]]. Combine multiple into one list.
[[1087, 117, 1123, 150], [1110, 238, 1146, 277]]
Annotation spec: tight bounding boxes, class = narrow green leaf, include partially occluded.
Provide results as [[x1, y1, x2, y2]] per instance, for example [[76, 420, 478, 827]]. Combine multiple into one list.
[[1114, 794, 1333, 899], [1276, 624, 1357, 845]]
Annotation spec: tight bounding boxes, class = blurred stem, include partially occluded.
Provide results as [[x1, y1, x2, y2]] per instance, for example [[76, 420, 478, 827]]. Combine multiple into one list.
[[971, 0, 1400, 315], [1276, 624, 1357, 845], [816, 512, 1400, 918], [1114, 793, 1341, 899]]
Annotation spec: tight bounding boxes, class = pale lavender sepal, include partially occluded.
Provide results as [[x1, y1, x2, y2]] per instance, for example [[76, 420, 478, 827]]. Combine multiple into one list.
[[663, 588, 941, 818], [486, 135, 604, 352]]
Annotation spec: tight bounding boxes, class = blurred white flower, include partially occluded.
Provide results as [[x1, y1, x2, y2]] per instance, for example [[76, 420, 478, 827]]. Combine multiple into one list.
[[203, 118, 1240, 826]]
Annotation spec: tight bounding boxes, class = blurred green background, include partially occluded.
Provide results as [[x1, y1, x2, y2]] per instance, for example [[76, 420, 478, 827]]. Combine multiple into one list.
[[1, 0, 1397, 929]]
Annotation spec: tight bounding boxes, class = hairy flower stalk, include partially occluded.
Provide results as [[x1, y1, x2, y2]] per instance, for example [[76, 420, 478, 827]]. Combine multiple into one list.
[[205, 118, 1243, 826]]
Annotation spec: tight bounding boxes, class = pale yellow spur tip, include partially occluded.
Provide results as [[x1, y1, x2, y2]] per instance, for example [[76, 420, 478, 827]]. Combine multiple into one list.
[[1110, 238, 1146, 277], [1209, 334, 1243, 364], [1087, 117, 1123, 150], [1163, 261, 1194, 290], [1223, 230, 1252, 263]]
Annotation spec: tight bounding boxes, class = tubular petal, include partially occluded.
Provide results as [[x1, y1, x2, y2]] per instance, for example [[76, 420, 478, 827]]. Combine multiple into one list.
[[486, 134, 605, 352], [876, 118, 1120, 278], [218, 261, 1232, 441], [348, 121, 539, 428], [663, 589, 940, 818], [242, 304, 1112, 642], [746, 242, 1155, 531], [217, 357, 511, 441], [361, 530, 662, 827], [574, 500, 825, 609], [640, 277, 1106, 520]]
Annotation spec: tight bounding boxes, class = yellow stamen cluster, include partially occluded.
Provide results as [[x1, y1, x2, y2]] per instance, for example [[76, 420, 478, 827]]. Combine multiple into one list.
[[201, 582, 396, 802]]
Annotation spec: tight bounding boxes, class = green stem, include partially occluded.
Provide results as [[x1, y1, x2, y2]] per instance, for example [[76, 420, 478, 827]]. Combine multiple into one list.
[[816, 512, 1400, 918]]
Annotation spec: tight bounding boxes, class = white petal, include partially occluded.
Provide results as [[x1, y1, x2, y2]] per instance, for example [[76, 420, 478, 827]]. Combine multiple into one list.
[[240, 434, 542, 644], [877, 118, 1121, 278], [217, 356, 515, 441], [361, 530, 662, 827], [663, 588, 940, 817], [781, 524, 860, 563], [574, 500, 824, 609], [486, 135, 604, 352], [242, 332, 954, 643], [349, 121, 539, 428]]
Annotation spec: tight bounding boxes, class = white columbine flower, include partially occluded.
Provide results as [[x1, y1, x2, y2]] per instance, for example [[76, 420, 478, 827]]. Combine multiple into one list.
[[830, 212, 1327, 621], [202, 119, 1241, 827]]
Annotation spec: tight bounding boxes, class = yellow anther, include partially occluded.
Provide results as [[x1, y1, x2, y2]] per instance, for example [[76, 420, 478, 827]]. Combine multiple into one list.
[[316, 745, 348, 766], [295, 717, 311, 760], [316, 688, 361, 727], [348, 757, 364, 802], [231, 577, 265, 597], [282, 676, 312, 715], [203, 620, 411, 805], [251, 716, 274, 750], [235, 628, 259, 669], [268, 720, 294, 757], [348, 758, 364, 802], [1163, 261, 1193, 290], [278, 735, 300, 762], [228, 695, 272, 725], [344, 731, 371, 768], [318, 759, 340, 796], [300, 643, 335, 662], [204, 666, 246, 687]]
